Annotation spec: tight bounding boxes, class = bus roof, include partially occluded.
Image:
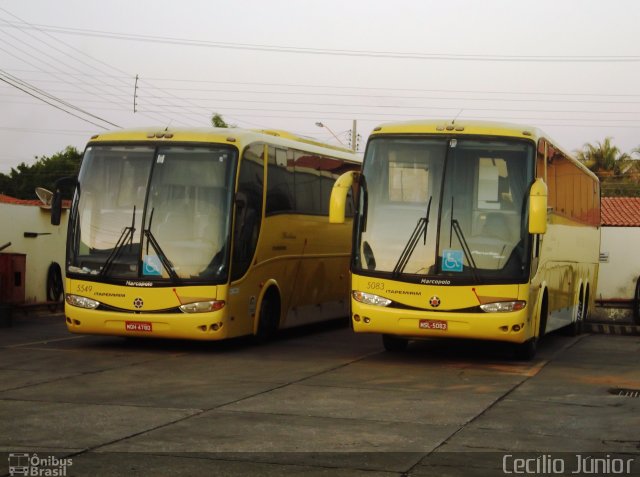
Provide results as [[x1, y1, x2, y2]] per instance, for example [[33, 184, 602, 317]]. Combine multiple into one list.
[[370, 119, 545, 140], [86, 127, 360, 162], [369, 119, 597, 181]]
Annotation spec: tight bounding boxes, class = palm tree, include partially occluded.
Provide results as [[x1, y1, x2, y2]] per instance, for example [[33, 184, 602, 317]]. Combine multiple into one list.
[[575, 137, 629, 175]]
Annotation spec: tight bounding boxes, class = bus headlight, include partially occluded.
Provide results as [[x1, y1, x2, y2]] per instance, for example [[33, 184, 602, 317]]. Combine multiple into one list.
[[179, 300, 225, 313], [66, 294, 100, 309], [352, 291, 392, 307], [480, 301, 526, 313]]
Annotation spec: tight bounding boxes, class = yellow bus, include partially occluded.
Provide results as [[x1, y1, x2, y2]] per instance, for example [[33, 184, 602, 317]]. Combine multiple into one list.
[[51, 128, 360, 341], [330, 120, 600, 359]]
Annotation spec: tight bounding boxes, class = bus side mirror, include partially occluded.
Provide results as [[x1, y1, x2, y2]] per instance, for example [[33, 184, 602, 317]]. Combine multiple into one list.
[[528, 178, 548, 235], [50, 177, 77, 226], [329, 171, 358, 224], [51, 190, 63, 226]]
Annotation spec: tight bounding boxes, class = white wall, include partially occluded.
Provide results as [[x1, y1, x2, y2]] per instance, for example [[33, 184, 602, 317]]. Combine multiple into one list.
[[0, 203, 68, 303], [598, 226, 640, 300]]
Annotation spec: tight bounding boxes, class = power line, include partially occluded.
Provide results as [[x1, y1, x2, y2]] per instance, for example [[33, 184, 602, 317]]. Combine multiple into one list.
[[8, 67, 640, 99], [2, 21, 640, 63], [0, 71, 117, 129], [0, 8, 200, 127]]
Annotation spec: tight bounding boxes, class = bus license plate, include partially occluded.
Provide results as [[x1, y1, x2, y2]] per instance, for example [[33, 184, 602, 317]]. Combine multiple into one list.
[[125, 321, 152, 332], [419, 319, 447, 331]]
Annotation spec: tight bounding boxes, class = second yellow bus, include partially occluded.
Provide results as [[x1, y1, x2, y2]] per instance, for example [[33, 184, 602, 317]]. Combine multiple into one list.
[[330, 120, 600, 359]]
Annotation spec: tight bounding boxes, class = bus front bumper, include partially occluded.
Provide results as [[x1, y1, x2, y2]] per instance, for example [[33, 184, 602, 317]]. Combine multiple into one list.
[[351, 302, 533, 344], [65, 305, 231, 341]]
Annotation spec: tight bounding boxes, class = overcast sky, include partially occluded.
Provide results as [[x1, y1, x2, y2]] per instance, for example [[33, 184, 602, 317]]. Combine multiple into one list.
[[1, 0, 639, 174]]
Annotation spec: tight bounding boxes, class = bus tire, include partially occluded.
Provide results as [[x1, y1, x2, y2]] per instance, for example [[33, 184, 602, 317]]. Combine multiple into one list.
[[514, 291, 546, 360], [633, 277, 640, 325], [565, 286, 584, 336], [514, 338, 537, 361], [382, 334, 408, 352], [46, 262, 64, 312], [254, 289, 280, 344]]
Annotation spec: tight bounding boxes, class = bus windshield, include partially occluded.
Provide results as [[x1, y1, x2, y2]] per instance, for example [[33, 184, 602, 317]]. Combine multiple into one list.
[[356, 136, 534, 283], [68, 144, 237, 282]]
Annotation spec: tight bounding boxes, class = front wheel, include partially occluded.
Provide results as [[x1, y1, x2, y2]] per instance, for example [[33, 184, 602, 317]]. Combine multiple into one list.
[[382, 334, 408, 352], [253, 293, 279, 344], [514, 337, 537, 361]]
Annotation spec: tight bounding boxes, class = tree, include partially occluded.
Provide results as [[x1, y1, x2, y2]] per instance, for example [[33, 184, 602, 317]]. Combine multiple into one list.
[[211, 112, 236, 128], [0, 146, 82, 200], [575, 137, 630, 175]]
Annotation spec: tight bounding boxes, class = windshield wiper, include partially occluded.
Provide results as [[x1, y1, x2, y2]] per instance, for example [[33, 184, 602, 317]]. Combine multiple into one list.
[[393, 196, 432, 276], [449, 213, 481, 283], [144, 208, 179, 281], [100, 206, 136, 276]]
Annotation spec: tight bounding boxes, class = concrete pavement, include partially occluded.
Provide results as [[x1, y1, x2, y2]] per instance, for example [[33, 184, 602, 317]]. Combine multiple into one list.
[[0, 313, 639, 476]]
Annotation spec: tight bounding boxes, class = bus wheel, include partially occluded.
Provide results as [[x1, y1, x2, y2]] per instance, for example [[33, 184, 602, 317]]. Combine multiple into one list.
[[565, 287, 584, 336], [382, 334, 408, 352], [514, 337, 537, 361], [254, 291, 280, 344], [514, 292, 545, 360], [633, 277, 640, 325]]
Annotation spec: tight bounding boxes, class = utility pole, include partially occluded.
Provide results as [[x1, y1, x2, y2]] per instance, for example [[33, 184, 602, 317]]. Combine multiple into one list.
[[351, 119, 357, 152]]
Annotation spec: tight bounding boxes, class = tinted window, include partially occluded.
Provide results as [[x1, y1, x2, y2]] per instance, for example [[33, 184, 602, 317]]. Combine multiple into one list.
[[231, 144, 264, 281], [266, 146, 295, 215]]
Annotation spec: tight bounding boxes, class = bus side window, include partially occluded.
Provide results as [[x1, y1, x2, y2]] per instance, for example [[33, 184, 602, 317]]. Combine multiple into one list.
[[231, 144, 264, 282], [266, 147, 295, 215]]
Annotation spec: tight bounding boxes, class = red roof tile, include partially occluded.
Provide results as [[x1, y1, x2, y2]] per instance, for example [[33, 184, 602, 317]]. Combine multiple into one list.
[[0, 194, 42, 206], [0, 194, 71, 208], [601, 197, 640, 227]]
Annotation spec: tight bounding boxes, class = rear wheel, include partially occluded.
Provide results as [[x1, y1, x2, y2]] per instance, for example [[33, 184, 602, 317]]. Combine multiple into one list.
[[382, 334, 408, 352], [565, 286, 584, 336], [633, 277, 640, 325]]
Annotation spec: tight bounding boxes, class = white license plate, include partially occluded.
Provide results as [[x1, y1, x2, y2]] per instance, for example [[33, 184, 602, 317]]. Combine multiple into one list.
[[125, 321, 152, 332], [419, 319, 448, 331]]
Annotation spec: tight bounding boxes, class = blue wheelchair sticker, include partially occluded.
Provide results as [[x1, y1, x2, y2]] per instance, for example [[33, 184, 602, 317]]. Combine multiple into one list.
[[143, 255, 163, 276], [442, 249, 464, 272]]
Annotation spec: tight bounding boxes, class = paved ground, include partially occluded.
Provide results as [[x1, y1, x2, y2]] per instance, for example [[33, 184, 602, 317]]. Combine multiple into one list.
[[0, 312, 639, 476]]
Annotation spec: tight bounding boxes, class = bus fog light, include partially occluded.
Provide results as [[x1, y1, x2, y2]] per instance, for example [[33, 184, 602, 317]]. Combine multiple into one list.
[[179, 300, 225, 313], [512, 324, 521, 332], [480, 301, 526, 313], [353, 291, 391, 307], [353, 314, 361, 322], [363, 317, 370, 323], [66, 294, 100, 309]]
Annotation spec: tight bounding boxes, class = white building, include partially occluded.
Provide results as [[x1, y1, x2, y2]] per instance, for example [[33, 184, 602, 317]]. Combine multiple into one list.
[[598, 197, 640, 303], [0, 194, 68, 304]]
